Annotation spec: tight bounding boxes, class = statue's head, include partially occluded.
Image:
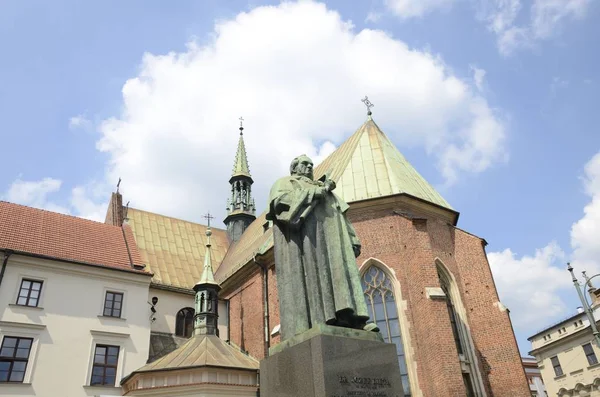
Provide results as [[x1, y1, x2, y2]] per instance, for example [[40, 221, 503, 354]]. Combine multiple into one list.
[[290, 155, 314, 180]]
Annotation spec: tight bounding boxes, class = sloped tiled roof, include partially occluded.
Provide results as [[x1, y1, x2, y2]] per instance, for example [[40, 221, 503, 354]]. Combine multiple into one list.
[[0, 201, 148, 274], [216, 116, 453, 283], [130, 334, 259, 375], [215, 212, 272, 283], [126, 208, 229, 290]]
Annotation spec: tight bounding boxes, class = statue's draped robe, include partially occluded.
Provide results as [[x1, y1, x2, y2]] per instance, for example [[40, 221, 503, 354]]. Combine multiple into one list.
[[267, 175, 369, 341]]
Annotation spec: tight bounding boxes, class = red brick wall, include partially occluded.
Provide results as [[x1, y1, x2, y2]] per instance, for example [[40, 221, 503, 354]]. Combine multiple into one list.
[[223, 268, 265, 360], [453, 229, 529, 396], [226, 203, 530, 396], [350, 209, 467, 396]]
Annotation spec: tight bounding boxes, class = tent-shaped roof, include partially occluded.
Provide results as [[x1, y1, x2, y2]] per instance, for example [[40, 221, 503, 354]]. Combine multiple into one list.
[[125, 335, 258, 379], [316, 117, 452, 209]]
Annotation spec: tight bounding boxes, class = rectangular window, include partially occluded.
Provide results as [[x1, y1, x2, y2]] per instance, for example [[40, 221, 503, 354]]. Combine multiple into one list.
[[103, 292, 123, 318], [90, 345, 119, 386], [583, 343, 598, 366], [551, 356, 563, 376], [0, 337, 33, 382], [16, 279, 42, 307]]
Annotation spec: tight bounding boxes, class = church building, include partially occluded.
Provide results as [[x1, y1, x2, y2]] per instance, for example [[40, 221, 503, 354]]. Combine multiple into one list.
[[0, 109, 531, 396]]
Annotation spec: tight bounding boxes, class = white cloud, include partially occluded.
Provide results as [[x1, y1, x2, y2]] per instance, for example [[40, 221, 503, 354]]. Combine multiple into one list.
[[483, 0, 522, 34], [385, 0, 591, 56], [531, 0, 590, 39], [3, 178, 69, 214], [383, 0, 456, 18], [488, 242, 569, 327], [497, 26, 532, 56], [470, 65, 486, 91], [365, 11, 382, 23], [489, 150, 600, 333], [485, 0, 592, 56], [94, 0, 506, 222], [2, 178, 108, 222], [69, 114, 92, 131], [571, 152, 600, 273]]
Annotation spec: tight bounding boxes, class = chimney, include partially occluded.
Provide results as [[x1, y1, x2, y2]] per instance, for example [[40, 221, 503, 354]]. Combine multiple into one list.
[[104, 192, 124, 227]]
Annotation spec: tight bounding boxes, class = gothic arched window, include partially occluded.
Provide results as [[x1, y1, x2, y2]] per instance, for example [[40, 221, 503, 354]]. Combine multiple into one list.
[[362, 265, 411, 397], [175, 307, 194, 338], [437, 265, 479, 397]]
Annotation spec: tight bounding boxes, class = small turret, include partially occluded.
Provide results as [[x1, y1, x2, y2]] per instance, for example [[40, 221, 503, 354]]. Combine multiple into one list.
[[193, 214, 221, 336]]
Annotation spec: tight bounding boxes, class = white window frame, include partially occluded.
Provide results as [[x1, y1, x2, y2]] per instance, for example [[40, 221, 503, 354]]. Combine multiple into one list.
[[11, 274, 47, 309], [84, 330, 129, 388], [99, 287, 127, 320], [0, 321, 46, 384]]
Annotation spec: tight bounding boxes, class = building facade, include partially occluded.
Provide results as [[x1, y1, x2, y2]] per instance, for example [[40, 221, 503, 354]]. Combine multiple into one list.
[[529, 307, 600, 396], [0, 202, 152, 396], [523, 356, 547, 396]]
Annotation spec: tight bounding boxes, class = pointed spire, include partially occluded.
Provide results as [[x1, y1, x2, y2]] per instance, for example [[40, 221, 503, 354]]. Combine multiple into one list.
[[197, 213, 218, 286], [232, 117, 251, 178], [193, 213, 221, 336]]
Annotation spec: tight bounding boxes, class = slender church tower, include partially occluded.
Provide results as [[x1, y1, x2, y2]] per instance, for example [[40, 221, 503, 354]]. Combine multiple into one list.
[[224, 118, 256, 242], [193, 218, 220, 336]]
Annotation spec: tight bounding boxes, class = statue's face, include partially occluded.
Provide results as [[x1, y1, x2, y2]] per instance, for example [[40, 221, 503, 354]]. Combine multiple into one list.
[[295, 157, 314, 180]]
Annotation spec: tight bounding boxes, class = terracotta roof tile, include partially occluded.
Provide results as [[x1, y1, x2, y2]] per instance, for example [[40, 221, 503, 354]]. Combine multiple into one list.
[[0, 201, 149, 275]]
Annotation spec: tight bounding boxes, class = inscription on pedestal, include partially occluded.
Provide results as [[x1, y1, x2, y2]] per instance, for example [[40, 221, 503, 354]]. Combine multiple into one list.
[[331, 375, 400, 397]]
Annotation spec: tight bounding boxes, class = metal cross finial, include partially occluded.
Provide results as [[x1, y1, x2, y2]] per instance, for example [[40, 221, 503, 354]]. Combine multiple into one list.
[[116, 177, 122, 193], [239, 117, 244, 134], [361, 96, 374, 116], [203, 212, 214, 228]]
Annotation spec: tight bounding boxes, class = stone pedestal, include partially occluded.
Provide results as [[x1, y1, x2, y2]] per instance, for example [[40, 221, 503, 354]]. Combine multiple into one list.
[[260, 324, 405, 397]]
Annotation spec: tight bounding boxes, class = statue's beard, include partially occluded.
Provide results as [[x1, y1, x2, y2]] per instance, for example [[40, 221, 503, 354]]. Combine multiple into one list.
[[302, 171, 314, 180], [295, 168, 314, 180]]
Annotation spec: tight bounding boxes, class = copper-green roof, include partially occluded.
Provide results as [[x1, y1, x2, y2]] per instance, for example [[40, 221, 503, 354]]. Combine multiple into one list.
[[130, 335, 259, 374], [231, 131, 252, 179], [317, 117, 452, 209]]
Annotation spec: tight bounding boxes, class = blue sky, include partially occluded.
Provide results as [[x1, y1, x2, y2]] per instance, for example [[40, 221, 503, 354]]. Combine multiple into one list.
[[1, 0, 598, 356]]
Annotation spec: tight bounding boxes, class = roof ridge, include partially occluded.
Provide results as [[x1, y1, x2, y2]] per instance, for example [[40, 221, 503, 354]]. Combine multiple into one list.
[[0, 200, 112, 227], [128, 207, 227, 232], [314, 119, 366, 180]]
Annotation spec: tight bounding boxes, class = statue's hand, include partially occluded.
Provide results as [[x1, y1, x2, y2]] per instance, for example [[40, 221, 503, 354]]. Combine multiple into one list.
[[324, 179, 336, 192], [315, 186, 328, 199], [352, 244, 361, 258]]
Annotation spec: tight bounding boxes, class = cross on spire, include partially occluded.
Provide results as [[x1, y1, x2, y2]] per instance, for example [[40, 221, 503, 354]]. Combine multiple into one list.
[[361, 96, 374, 116], [116, 177, 122, 193], [203, 212, 214, 228], [239, 117, 244, 134]]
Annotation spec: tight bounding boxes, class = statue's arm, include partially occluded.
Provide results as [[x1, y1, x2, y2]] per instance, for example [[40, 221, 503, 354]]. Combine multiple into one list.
[[267, 179, 324, 226]]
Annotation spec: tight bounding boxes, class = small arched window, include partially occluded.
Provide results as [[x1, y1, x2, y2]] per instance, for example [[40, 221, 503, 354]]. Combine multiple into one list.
[[362, 265, 411, 396], [175, 307, 194, 338]]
